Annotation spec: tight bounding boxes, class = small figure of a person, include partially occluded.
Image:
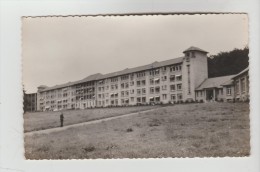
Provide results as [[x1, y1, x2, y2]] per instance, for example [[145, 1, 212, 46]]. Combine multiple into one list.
[[60, 112, 64, 127]]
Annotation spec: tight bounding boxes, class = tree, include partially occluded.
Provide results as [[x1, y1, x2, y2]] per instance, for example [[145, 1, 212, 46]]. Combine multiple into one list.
[[23, 85, 29, 113], [208, 47, 249, 77]]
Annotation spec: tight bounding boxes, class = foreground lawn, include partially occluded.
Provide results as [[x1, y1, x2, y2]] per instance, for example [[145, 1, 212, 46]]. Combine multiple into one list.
[[25, 102, 250, 159], [24, 106, 158, 132]]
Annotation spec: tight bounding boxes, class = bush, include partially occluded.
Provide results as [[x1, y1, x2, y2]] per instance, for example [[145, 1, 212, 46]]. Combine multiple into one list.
[[126, 128, 133, 132], [82, 145, 95, 152], [199, 99, 204, 103]]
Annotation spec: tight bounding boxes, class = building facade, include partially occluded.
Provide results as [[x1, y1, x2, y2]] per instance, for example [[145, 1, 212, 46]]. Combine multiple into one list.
[[233, 67, 249, 101], [24, 93, 37, 112], [35, 47, 249, 111]]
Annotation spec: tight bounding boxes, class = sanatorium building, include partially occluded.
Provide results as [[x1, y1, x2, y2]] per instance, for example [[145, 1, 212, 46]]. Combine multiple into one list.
[[31, 47, 249, 112]]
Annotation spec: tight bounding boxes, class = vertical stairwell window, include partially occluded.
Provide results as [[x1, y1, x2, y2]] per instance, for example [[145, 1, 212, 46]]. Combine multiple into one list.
[[187, 65, 191, 94]]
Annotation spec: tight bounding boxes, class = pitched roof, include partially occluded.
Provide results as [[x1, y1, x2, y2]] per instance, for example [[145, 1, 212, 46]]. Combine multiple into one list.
[[74, 73, 103, 84], [232, 67, 249, 79], [39, 81, 76, 92], [98, 57, 184, 80], [196, 75, 235, 90], [183, 46, 208, 54]]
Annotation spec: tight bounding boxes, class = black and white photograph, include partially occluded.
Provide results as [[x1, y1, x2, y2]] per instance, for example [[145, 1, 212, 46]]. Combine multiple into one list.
[[22, 14, 250, 159]]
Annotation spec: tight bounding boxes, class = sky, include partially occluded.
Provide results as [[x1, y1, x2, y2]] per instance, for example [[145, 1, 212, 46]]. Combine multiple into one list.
[[22, 14, 248, 93]]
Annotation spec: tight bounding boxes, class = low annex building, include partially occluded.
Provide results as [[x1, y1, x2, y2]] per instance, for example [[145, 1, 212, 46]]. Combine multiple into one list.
[[34, 47, 249, 111], [195, 67, 249, 102]]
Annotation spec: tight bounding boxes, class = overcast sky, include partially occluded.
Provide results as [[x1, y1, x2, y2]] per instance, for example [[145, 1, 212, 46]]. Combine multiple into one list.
[[22, 14, 248, 93]]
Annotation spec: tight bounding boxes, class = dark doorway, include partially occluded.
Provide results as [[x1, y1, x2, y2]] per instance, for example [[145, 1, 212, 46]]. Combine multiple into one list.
[[206, 89, 214, 101]]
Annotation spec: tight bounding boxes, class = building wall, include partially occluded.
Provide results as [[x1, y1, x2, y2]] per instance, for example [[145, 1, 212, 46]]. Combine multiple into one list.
[[234, 72, 249, 101], [182, 51, 208, 101]]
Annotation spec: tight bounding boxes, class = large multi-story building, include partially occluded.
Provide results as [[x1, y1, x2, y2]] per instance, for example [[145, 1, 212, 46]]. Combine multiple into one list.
[[35, 46, 249, 111]]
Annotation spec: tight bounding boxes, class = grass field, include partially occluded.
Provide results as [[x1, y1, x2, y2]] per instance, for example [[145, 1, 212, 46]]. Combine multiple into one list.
[[24, 106, 159, 132], [24, 102, 250, 159]]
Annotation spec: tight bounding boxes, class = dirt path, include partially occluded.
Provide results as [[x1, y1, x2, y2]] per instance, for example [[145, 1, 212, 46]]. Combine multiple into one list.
[[24, 107, 161, 136]]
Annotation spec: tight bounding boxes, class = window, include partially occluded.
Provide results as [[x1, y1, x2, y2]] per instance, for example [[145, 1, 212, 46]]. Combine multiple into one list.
[[131, 97, 134, 102], [121, 83, 125, 89], [170, 85, 175, 91], [149, 69, 160, 76], [150, 79, 154, 85], [155, 86, 160, 93], [111, 77, 118, 82], [170, 75, 175, 82], [142, 88, 146, 94], [171, 94, 176, 101], [121, 75, 129, 80], [170, 65, 182, 72], [142, 97, 146, 103], [170, 66, 175, 72], [130, 74, 134, 80], [162, 94, 167, 100], [99, 80, 104, 85], [136, 72, 146, 78], [187, 65, 191, 94], [162, 76, 167, 81], [150, 87, 154, 94], [130, 89, 134, 94], [125, 83, 129, 88], [177, 84, 182, 90], [162, 85, 167, 90], [176, 75, 182, 81], [177, 94, 183, 100], [137, 97, 141, 103], [137, 89, 141, 95], [227, 87, 232, 95], [130, 81, 134, 86], [137, 81, 141, 87], [162, 66, 167, 72], [121, 91, 124, 97], [154, 78, 160, 84], [155, 96, 160, 102], [142, 80, 146, 86]]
